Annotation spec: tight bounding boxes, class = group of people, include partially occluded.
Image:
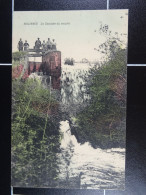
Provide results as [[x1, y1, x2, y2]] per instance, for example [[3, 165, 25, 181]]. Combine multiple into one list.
[[17, 37, 57, 52], [39, 38, 57, 52], [18, 39, 29, 51]]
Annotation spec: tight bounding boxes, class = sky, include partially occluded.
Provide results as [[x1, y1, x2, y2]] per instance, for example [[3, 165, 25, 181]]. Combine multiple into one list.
[[13, 10, 128, 62]]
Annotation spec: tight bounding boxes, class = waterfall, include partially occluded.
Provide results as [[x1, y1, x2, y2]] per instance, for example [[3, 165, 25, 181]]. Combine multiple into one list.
[[57, 63, 125, 189], [59, 120, 125, 189], [60, 63, 91, 115], [29, 63, 125, 189]]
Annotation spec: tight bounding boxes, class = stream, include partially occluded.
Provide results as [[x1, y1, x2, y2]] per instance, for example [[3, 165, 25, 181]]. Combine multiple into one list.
[[58, 120, 125, 189], [58, 63, 125, 189], [29, 63, 125, 189]]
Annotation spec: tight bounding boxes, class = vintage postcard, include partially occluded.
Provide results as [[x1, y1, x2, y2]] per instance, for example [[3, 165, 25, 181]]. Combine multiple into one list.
[[12, 10, 128, 189]]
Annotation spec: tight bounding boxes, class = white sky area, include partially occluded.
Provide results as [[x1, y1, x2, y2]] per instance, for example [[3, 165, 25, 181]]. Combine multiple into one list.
[[13, 10, 128, 62]]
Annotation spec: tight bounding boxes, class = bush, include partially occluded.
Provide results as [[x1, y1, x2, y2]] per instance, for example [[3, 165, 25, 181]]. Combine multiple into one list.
[[71, 48, 126, 149], [12, 78, 61, 187]]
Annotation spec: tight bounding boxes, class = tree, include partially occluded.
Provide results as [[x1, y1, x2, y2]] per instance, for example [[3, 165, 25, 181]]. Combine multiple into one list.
[[70, 24, 127, 149], [12, 78, 61, 187]]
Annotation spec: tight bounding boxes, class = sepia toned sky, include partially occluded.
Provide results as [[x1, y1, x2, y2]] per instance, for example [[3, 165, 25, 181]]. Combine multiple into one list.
[[13, 10, 128, 61]]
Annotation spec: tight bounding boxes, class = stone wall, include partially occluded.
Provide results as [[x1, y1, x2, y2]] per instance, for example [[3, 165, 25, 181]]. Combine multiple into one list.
[[12, 51, 61, 90]]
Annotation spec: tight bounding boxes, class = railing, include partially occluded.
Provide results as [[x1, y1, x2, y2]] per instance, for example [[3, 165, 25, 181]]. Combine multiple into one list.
[[28, 54, 42, 57], [28, 48, 42, 52]]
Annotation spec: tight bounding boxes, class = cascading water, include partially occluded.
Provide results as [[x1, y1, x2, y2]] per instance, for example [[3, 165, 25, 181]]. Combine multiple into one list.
[[28, 63, 125, 189], [60, 63, 91, 114], [59, 120, 125, 189], [58, 63, 125, 189]]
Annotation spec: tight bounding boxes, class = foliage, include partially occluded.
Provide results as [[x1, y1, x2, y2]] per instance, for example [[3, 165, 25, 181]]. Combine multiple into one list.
[[12, 64, 24, 79], [12, 51, 27, 61], [64, 58, 74, 65], [71, 48, 127, 149], [11, 78, 61, 187], [12, 51, 27, 68]]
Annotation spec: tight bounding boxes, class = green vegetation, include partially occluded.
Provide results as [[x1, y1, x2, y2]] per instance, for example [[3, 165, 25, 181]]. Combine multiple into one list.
[[12, 51, 27, 67], [12, 51, 27, 60], [64, 58, 74, 65], [71, 48, 127, 149], [11, 78, 61, 187]]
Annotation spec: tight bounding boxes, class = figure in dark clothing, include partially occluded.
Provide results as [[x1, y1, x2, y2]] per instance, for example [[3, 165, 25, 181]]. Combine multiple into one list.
[[18, 38, 23, 51], [52, 39, 57, 50], [24, 40, 29, 51], [35, 38, 41, 50]]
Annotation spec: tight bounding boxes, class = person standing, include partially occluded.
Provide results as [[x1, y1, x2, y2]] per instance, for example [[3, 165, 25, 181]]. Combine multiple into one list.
[[52, 39, 57, 50], [24, 40, 29, 51], [18, 38, 23, 51], [42, 40, 46, 52], [35, 38, 41, 50], [46, 38, 52, 50]]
